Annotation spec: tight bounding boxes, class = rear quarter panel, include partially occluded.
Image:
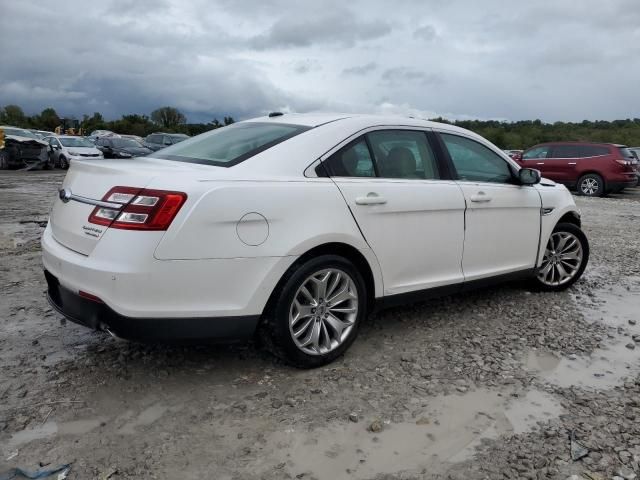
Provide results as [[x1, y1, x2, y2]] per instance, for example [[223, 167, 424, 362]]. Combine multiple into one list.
[[154, 179, 371, 260]]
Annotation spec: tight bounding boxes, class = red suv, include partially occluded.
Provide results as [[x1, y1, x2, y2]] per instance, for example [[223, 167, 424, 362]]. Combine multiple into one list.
[[515, 142, 638, 197]]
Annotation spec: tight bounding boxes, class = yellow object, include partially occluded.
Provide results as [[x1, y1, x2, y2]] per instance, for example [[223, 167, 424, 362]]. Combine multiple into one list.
[[54, 126, 62, 135]]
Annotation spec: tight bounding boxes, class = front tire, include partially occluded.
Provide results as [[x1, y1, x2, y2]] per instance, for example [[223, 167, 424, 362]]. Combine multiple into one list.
[[260, 255, 367, 368], [577, 173, 604, 197], [59, 155, 69, 170], [532, 223, 589, 291]]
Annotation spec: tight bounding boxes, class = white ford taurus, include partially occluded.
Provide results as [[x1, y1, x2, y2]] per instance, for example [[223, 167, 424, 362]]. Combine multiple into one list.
[[43, 113, 589, 367]]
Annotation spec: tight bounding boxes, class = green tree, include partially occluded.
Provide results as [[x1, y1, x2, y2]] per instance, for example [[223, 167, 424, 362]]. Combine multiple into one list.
[[151, 106, 186, 129], [0, 104, 27, 127], [38, 107, 61, 131]]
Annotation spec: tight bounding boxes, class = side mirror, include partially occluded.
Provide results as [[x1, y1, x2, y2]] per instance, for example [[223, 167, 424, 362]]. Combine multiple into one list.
[[519, 168, 541, 185]]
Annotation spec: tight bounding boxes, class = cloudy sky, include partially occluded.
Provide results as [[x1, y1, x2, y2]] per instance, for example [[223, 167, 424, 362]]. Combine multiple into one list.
[[1, 0, 639, 122]]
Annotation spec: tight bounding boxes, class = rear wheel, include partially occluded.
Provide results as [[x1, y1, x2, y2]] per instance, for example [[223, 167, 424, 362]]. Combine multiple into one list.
[[577, 173, 604, 197], [59, 155, 69, 170], [261, 255, 367, 368], [0, 150, 8, 170], [531, 223, 589, 291]]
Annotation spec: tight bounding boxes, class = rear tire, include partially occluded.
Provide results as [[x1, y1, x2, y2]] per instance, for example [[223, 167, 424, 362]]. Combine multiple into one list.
[[531, 222, 589, 292], [260, 255, 367, 368], [577, 173, 604, 197], [0, 150, 8, 170]]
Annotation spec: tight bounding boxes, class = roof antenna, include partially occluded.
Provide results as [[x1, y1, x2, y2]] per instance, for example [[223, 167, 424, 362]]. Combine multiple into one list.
[[268, 112, 284, 118]]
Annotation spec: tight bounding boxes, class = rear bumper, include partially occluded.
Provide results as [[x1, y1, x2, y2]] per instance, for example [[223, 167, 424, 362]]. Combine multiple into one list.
[[45, 269, 260, 341], [607, 179, 637, 191]]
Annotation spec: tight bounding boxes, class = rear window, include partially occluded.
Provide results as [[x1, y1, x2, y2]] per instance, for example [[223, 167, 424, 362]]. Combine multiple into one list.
[[155, 122, 310, 167]]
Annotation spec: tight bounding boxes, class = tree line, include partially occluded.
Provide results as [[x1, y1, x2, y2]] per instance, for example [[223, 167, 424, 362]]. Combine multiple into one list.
[[0, 105, 234, 137], [2, 103, 640, 148]]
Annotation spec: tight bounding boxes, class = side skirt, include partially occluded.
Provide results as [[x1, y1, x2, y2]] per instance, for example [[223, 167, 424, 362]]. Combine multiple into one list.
[[373, 268, 535, 312]]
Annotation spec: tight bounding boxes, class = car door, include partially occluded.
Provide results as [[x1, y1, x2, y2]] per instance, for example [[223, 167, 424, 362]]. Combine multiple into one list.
[[322, 128, 466, 296], [438, 132, 542, 282], [544, 144, 581, 184]]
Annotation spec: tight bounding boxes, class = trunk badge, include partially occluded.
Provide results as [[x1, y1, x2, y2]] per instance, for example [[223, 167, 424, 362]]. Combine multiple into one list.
[[59, 188, 72, 203]]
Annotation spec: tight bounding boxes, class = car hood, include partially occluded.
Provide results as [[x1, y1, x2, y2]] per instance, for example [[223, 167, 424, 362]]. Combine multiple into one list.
[[5, 135, 48, 146]]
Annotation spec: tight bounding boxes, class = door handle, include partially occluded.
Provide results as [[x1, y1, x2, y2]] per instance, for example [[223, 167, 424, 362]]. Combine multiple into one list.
[[470, 192, 492, 203], [536, 162, 545, 165], [568, 162, 576, 165], [355, 192, 387, 205]]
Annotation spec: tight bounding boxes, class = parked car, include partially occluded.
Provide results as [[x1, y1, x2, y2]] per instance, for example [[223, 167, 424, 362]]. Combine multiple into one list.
[[515, 142, 638, 196], [43, 114, 589, 367], [629, 147, 640, 185], [31, 130, 56, 140], [45, 135, 103, 169], [89, 130, 119, 141], [94, 136, 152, 158], [0, 126, 51, 170], [143, 132, 189, 151], [120, 134, 144, 144]]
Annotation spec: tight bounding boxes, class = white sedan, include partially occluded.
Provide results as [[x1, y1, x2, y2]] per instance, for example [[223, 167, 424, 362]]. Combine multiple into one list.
[[42, 114, 589, 367]]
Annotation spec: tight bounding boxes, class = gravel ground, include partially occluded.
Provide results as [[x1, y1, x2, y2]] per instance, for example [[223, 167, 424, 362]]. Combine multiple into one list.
[[0, 170, 639, 480]]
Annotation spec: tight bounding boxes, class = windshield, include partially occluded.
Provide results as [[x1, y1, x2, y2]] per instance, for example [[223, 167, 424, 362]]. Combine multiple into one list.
[[155, 122, 310, 167], [112, 138, 143, 148], [60, 137, 94, 148], [3, 127, 37, 139]]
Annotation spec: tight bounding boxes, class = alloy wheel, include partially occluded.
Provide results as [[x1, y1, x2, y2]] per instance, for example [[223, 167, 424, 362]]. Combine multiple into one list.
[[289, 268, 358, 356], [580, 178, 599, 195], [537, 231, 584, 286]]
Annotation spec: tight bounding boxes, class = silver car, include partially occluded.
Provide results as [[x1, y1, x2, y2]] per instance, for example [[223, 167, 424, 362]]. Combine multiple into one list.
[[45, 135, 103, 169]]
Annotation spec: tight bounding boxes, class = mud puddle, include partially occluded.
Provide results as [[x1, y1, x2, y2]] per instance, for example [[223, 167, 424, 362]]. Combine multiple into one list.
[[525, 282, 640, 389], [262, 387, 562, 479], [8, 418, 106, 448]]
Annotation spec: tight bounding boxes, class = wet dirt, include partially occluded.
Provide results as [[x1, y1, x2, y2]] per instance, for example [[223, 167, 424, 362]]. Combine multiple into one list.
[[1, 171, 639, 479]]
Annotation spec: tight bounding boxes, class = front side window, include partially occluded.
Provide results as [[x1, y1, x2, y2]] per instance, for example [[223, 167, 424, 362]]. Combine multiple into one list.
[[367, 130, 440, 179], [323, 138, 375, 177], [441, 133, 513, 183], [155, 122, 310, 167], [523, 145, 551, 160], [147, 134, 160, 144]]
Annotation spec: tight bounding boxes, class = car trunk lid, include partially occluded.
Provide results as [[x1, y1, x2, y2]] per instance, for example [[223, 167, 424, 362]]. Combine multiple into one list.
[[49, 158, 202, 255]]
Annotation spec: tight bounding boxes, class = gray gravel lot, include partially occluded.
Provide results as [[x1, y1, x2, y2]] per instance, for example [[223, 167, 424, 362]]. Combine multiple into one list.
[[0, 170, 639, 480]]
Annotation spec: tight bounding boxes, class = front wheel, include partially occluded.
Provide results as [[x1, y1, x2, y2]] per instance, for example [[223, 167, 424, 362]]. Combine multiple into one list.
[[59, 156, 69, 170], [532, 223, 589, 291], [260, 255, 367, 368], [577, 173, 604, 197]]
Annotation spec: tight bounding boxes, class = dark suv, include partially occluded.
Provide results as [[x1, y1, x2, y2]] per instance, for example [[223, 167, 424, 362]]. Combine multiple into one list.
[[515, 142, 637, 196], [143, 132, 189, 152]]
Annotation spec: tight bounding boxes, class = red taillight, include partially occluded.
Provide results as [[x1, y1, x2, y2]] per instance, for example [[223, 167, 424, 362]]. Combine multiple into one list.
[[79, 290, 104, 303], [88, 186, 187, 231]]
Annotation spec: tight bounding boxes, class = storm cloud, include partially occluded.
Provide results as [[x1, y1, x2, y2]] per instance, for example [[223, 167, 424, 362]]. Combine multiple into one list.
[[1, 0, 639, 122]]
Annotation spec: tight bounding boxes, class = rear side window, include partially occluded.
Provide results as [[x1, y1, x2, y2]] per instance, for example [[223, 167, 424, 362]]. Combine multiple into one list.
[[155, 122, 310, 167], [367, 130, 440, 179], [147, 134, 161, 143], [551, 145, 581, 158], [580, 145, 609, 157], [323, 138, 375, 177]]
